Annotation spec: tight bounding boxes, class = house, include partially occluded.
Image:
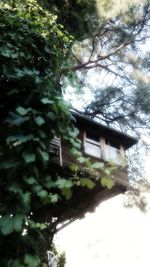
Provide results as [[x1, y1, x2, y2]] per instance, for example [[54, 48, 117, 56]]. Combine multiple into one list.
[[41, 110, 137, 230], [62, 110, 137, 167]]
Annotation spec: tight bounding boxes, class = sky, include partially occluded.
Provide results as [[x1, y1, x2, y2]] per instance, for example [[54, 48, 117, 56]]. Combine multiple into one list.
[[55, 192, 150, 267]]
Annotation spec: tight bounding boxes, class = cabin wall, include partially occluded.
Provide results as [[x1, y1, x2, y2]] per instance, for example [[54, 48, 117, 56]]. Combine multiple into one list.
[[49, 128, 128, 186], [47, 127, 129, 223], [61, 131, 83, 166], [62, 129, 126, 166]]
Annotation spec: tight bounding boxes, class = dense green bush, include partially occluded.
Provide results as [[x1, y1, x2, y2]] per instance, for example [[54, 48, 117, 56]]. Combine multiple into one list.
[[0, 2, 77, 266]]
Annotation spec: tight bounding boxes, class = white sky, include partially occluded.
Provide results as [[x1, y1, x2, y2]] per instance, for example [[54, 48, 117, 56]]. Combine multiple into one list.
[[55, 193, 150, 267]]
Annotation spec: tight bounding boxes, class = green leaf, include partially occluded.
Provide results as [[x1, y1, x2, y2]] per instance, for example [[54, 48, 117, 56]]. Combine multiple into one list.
[[37, 190, 48, 199], [104, 168, 112, 175], [71, 148, 82, 157], [7, 259, 24, 267], [16, 106, 30, 116], [70, 139, 81, 149], [69, 127, 79, 138], [77, 156, 86, 164], [44, 180, 56, 189], [3, 3, 12, 9], [34, 116, 45, 126], [24, 254, 40, 267], [101, 177, 114, 189], [24, 176, 36, 185], [37, 149, 49, 161], [13, 214, 24, 232], [8, 183, 22, 194], [61, 188, 72, 200], [39, 141, 47, 150], [56, 179, 73, 189], [50, 193, 59, 203], [41, 98, 53, 104], [80, 178, 95, 189], [22, 192, 31, 206], [0, 160, 19, 169], [23, 67, 34, 76], [35, 223, 47, 230], [6, 134, 34, 144], [6, 112, 30, 126], [23, 153, 36, 163], [92, 162, 104, 169], [47, 111, 56, 120], [0, 215, 14, 235], [70, 163, 79, 172], [1, 48, 11, 57], [32, 185, 43, 193], [38, 130, 47, 138]]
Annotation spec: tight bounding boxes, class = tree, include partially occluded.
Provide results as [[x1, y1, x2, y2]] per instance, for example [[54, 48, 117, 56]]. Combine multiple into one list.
[[53, 0, 150, 133], [124, 179, 150, 211], [0, 1, 111, 266], [0, 1, 150, 266], [0, 1, 79, 266]]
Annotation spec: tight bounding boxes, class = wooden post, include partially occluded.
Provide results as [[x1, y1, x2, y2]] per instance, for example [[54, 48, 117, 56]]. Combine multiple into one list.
[[120, 145, 125, 162], [101, 137, 105, 159], [83, 131, 86, 149], [59, 139, 63, 166]]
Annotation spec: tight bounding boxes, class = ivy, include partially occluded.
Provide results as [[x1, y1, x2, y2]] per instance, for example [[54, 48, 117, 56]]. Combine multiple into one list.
[[80, 178, 96, 189], [0, 1, 74, 265], [34, 116, 45, 126], [0, 1, 115, 266], [0, 214, 25, 235], [55, 179, 73, 189], [61, 188, 73, 200], [24, 254, 40, 267], [101, 177, 114, 189], [22, 153, 36, 163], [92, 162, 104, 169]]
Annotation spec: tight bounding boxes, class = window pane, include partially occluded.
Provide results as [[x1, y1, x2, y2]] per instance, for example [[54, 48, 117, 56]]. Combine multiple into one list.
[[103, 144, 121, 164], [49, 136, 60, 156], [86, 132, 100, 142], [84, 142, 101, 158], [103, 145, 110, 161]]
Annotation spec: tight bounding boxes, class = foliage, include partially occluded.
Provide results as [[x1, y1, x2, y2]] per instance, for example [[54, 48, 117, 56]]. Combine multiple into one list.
[[56, 0, 150, 181], [0, 1, 75, 266], [62, 0, 150, 134], [40, 0, 98, 40], [0, 1, 116, 266], [51, 243, 66, 267], [124, 180, 150, 211], [96, 0, 148, 18]]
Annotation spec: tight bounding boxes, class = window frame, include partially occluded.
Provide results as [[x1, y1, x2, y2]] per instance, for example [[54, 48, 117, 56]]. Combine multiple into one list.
[[83, 131, 125, 165], [103, 139, 123, 165], [83, 131, 102, 159]]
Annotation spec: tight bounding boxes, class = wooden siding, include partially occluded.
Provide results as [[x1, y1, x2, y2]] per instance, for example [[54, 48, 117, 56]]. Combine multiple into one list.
[[62, 129, 126, 166], [47, 126, 130, 225]]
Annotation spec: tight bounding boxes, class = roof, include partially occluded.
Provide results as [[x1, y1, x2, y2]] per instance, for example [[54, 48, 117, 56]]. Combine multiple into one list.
[[72, 110, 138, 149]]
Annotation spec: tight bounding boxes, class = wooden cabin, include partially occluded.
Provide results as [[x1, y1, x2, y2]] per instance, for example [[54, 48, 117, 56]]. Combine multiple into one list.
[[40, 110, 137, 230], [51, 110, 137, 164]]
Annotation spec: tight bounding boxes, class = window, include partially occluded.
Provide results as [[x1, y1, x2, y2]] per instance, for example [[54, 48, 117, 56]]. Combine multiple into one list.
[[49, 136, 61, 156], [49, 136, 62, 166], [84, 132, 101, 158], [103, 140, 121, 165]]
